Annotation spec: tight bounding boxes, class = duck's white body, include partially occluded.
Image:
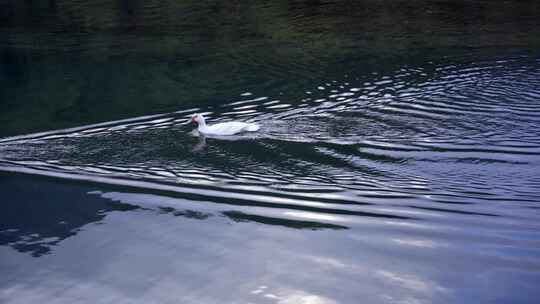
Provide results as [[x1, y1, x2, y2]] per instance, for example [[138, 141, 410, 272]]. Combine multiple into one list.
[[191, 114, 260, 136]]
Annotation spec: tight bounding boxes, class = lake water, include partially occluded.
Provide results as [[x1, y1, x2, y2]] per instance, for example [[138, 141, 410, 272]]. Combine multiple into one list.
[[1, 1, 540, 303]]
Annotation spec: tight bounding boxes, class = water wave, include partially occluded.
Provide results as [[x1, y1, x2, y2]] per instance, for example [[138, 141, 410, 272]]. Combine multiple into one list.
[[1, 56, 540, 230]]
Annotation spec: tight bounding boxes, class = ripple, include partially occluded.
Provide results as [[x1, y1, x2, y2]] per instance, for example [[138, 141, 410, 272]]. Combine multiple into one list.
[[1, 56, 540, 230]]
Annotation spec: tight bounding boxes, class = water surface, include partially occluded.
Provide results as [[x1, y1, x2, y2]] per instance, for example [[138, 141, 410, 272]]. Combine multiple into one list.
[[1, 1, 540, 303]]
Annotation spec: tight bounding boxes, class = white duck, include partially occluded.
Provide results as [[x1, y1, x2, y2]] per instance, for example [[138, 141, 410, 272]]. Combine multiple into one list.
[[190, 113, 260, 136]]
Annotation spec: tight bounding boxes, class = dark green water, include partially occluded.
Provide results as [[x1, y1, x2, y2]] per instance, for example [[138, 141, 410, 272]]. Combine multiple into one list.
[[1, 1, 540, 303]]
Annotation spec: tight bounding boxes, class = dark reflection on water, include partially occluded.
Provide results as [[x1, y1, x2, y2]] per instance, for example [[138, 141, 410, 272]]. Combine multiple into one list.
[[1, 173, 540, 304], [0, 174, 141, 257], [2, 0, 539, 137], [224, 211, 349, 230], [0, 172, 350, 260], [2, 0, 540, 303]]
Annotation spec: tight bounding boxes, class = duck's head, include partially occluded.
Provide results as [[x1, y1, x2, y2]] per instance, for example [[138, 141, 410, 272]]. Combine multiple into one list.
[[190, 113, 205, 125]]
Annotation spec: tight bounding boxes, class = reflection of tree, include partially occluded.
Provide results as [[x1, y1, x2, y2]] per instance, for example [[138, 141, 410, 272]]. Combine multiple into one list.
[[223, 211, 348, 230], [158, 206, 213, 220], [1, 0, 539, 137], [0, 173, 141, 257], [0, 172, 353, 257], [4, 0, 539, 44]]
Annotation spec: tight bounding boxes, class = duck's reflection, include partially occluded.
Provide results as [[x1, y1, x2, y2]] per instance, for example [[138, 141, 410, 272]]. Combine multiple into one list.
[[192, 133, 207, 152], [190, 132, 259, 152]]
